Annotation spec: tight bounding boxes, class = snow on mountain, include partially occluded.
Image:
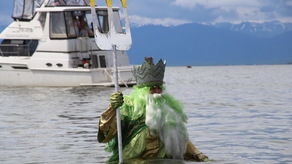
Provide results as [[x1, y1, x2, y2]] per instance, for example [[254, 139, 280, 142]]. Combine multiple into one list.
[[213, 21, 292, 38]]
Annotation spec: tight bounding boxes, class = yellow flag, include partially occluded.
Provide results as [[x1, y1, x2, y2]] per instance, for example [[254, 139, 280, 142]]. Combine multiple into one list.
[[105, 0, 112, 7], [120, 0, 127, 8], [90, 0, 95, 7]]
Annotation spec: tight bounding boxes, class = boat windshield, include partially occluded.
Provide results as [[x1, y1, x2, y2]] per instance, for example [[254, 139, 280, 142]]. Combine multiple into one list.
[[49, 9, 123, 39], [13, 0, 44, 20]]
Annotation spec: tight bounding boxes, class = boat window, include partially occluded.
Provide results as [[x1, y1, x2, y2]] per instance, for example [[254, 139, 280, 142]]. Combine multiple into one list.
[[50, 12, 67, 39], [0, 39, 38, 57], [84, 12, 95, 36], [65, 12, 78, 38], [99, 56, 106, 68], [72, 11, 94, 37], [12, 0, 44, 21], [48, 9, 123, 39], [90, 55, 99, 68], [50, 11, 95, 39]]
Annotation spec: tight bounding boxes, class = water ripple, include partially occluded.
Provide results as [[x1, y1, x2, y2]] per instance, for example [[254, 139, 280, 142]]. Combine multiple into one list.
[[1, 65, 292, 163]]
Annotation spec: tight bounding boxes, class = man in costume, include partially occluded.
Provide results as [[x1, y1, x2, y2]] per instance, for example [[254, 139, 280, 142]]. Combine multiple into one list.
[[98, 57, 209, 162]]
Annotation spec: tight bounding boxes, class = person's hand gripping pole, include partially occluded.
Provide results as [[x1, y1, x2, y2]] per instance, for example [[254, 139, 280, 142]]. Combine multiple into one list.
[[110, 92, 124, 110]]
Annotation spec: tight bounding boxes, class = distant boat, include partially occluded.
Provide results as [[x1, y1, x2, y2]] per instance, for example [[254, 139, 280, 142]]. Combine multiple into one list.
[[0, 0, 135, 87], [186, 65, 192, 68]]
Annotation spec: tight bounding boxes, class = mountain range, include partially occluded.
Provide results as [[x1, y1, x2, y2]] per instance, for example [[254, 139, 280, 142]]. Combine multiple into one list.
[[128, 21, 292, 66], [1, 21, 292, 66], [213, 21, 292, 38]]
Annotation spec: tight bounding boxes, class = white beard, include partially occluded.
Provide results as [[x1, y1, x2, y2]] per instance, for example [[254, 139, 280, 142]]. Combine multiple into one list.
[[145, 93, 189, 159]]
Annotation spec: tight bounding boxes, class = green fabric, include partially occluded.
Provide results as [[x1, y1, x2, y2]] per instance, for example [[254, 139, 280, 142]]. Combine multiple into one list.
[[122, 129, 148, 160], [105, 113, 147, 162], [105, 86, 187, 162], [120, 86, 150, 120]]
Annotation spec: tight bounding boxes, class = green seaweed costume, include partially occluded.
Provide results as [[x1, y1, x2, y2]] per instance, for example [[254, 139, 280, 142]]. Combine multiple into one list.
[[97, 58, 208, 162]]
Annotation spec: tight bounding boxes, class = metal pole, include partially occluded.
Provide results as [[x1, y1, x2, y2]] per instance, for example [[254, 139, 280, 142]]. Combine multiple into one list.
[[112, 45, 123, 163]]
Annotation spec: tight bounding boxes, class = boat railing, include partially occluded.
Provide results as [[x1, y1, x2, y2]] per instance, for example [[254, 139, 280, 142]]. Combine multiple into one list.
[[0, 44, 31, 57], [0, 39, 38, 57], [103, 67, 134, 87]]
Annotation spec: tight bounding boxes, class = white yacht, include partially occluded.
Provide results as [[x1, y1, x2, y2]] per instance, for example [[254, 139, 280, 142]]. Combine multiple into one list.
[[0, 0, 136, 87]]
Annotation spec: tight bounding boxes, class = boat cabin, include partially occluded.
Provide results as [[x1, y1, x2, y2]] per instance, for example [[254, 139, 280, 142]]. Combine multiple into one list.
[[0, 0, 128, 69], [0, 0, 134, 86]]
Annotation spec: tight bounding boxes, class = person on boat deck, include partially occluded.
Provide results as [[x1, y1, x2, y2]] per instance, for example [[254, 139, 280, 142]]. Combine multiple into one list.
[[73, 13, 94, 37], [98, 57, 209, 162]]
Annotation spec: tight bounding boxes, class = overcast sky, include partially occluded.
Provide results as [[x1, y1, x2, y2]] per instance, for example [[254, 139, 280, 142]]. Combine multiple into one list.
[[1, 0, 292, 27]]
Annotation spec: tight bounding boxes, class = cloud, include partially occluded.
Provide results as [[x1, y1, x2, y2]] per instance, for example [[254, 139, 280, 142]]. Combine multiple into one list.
[[171, 0, 262, 22], [171, 0, 292, 23], [287, 0, 292, 6], [171, 0, 260, 9], [129, 15, 191, 27], [0, 0, 291, 29]]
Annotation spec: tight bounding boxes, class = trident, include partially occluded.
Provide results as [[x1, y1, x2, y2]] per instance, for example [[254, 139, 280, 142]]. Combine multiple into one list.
[[90, 0, 132, 163], [90, 0, 132, 51]]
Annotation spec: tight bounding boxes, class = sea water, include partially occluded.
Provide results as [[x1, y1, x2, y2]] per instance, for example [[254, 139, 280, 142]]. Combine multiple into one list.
[[0, 65, 291, 164]]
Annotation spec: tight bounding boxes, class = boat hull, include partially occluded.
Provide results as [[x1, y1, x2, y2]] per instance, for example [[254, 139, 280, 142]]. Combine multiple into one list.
[[0, 65, 135, 87]]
